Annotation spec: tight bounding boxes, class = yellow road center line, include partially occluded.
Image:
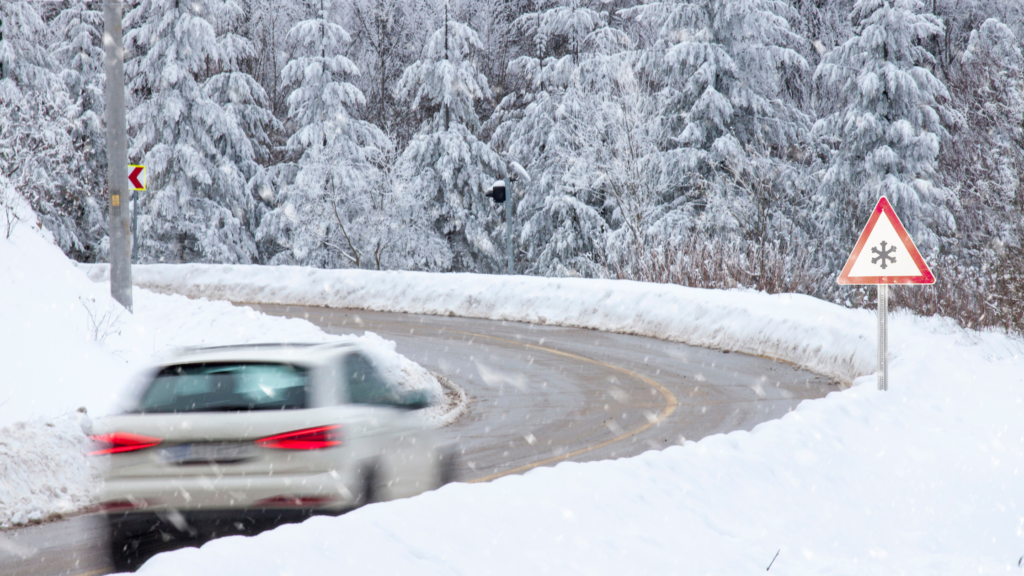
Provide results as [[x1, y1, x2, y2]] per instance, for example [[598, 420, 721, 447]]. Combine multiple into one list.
[[455, 331, 678, 484]]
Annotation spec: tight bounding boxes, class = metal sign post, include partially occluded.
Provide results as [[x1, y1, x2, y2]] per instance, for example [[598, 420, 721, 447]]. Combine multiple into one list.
[[128, 166, 146, 263], [489, 163, 529, 276], [838, 197, 934, 391], [506, 176, 513, 275], [131, 191, 139, 262], [877, 284, 888, 391]]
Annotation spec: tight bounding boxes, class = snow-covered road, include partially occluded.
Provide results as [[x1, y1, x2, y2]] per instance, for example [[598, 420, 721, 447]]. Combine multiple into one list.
[[253, 304, 836, 481]]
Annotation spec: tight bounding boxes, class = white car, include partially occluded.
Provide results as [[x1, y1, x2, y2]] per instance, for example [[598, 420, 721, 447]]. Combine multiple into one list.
[[92, 342, 454, 571]]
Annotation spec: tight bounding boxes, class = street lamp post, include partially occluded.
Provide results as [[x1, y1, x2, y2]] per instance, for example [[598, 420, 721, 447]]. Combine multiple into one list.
[[505, 175, 514, 275], [489, 163, 530, 276]]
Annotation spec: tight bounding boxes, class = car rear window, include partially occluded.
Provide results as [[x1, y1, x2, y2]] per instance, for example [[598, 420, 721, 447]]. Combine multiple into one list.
[[136, 363, 309, 413]]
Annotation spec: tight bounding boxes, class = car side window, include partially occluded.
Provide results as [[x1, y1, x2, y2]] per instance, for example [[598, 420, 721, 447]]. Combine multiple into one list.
[[344, 353, 399, 406]]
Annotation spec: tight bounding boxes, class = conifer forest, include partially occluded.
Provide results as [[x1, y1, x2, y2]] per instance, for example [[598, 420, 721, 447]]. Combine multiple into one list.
[[2, 0, 1023, 332]]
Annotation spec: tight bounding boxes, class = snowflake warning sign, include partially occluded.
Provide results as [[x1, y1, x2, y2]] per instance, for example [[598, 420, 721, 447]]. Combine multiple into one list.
[[837, 197, 935, 285]]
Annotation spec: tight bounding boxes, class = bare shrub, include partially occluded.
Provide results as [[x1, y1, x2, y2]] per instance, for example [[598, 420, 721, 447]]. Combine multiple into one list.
[[1, 184, 24, 239], [613, 235, 824, 295], [615, 237, 1024, 338], [891, 250, 1024, 336], [79, 296, 124, 344]]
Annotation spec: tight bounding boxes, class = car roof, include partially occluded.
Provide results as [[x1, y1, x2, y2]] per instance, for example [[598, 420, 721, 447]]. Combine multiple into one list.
[[161, 342, 359, 367]]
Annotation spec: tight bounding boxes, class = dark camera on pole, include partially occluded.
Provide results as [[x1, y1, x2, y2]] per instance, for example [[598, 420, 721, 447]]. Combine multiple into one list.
[[486, 180, 506, 203]]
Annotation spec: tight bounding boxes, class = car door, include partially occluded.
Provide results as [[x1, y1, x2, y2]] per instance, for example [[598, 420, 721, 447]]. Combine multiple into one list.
[[342, 352, 430, 498]]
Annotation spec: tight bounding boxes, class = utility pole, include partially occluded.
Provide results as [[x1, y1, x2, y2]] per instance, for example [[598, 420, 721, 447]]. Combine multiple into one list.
[[103, 0, 132, 311]]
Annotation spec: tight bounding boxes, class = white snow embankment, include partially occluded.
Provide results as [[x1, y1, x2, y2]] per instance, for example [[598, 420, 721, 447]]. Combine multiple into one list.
[[75, 264, 1024, 573], [0, 414, 99, 527], [0, 185, 454, 528], [80, 263, 874, 384], [131, 302, 1024, 573]]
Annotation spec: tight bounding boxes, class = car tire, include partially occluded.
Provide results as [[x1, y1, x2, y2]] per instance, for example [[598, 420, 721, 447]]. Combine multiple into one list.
[[360, 463, 381, 506], [109, 532, 143, 573], [437, 448, 459, 487]]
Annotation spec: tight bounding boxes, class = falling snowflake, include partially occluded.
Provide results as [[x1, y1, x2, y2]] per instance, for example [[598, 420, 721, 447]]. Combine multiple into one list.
[[871, 241, 897, 269]]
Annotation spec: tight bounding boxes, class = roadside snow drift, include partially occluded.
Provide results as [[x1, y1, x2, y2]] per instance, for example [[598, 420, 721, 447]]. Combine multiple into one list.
[[78, 263, 1024, 572], [0, 415, 98, 528], [81, 263, 875, 384], [0, 188, 447, 528]]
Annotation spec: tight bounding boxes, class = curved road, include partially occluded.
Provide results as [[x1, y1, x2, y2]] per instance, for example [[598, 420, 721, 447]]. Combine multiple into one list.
[[0, 305, 838, 575]]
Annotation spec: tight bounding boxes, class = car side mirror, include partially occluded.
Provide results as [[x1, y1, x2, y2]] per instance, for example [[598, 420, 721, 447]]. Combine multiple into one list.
[[400, 389, 432, 410]]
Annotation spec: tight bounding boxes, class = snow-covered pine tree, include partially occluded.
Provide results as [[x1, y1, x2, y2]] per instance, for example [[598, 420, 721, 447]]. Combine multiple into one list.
[[616, 0, 812, 287], [394, 4, 504, 272], [814, 0, 953, 257], [496, 84, 611, 278], [351, 141, 452, 271], [492, 1, 629, 277], [0, 1, 92, 257], [205, 0, 279, 166], [52, 0, 108, 259], [625, 0, 809, 187], [232, 0, 306, 116], [457, 0, 533, 105], [125, 0, 261, 263], [341, 0, 432, 144], [942, 18, 1024, 256], [256, 0, 368, 267], [257, 0, 444, 270], [203, 0, 282, 249]]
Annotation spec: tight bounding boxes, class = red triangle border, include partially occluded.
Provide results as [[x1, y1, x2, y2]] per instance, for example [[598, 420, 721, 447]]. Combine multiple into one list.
[[837, 197, 935, 285]]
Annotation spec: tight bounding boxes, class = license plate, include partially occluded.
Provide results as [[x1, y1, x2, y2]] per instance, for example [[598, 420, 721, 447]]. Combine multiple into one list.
[[159, 443, 256, 465]]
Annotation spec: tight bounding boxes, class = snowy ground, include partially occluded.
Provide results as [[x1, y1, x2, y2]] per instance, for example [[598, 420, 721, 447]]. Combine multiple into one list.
[[0, 194, 452, 528], [73, 264, 1024, 573]]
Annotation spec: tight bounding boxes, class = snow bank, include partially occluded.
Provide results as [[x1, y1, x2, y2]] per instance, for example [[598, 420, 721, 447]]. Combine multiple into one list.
[[0, 190, 452, 528], [0, 196, 131, 427], [80, 263, 874, 384], [0, 413, 99, 528], [74, 264, 1024, 573]]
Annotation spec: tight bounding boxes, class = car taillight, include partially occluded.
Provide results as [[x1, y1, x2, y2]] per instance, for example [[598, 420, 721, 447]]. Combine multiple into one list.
[[89, 432, 162, 455], [255, 425, 343, 450], [255, 495, 337, 507], [99, 498, 156, 512]]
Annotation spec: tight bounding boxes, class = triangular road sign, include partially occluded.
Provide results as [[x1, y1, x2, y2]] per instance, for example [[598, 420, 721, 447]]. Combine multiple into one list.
[[837, 197, 935, 285]]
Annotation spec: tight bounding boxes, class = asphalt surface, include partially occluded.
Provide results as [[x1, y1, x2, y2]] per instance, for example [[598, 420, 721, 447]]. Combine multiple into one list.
[[0, 306, 838, 575]]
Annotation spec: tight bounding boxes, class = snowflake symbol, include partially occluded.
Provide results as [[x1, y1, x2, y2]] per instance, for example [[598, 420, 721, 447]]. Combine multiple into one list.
[[871, 241, 897, 269]]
